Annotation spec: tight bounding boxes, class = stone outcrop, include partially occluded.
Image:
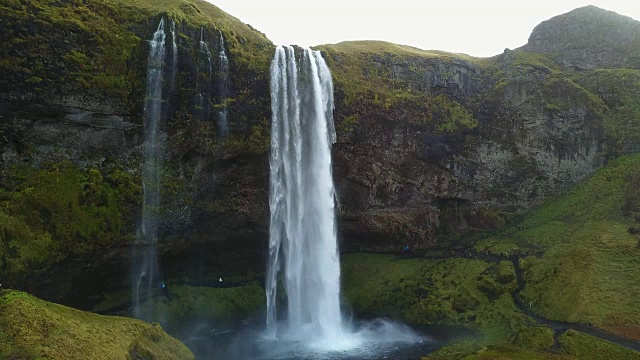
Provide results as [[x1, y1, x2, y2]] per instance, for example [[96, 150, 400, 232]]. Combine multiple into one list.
[[522, 5, 640, 70]]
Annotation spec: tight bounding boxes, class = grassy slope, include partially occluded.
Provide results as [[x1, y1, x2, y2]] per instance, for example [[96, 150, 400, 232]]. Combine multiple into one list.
[[342, 155, 640, 358], [0, 290, 194, 360], [342, 253, 640, 359], [475, 154, 640, 327], [94, 282, 266, 327]]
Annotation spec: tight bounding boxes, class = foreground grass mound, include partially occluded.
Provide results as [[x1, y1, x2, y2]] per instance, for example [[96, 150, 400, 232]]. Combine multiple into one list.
[[0, 290, 194, 360]]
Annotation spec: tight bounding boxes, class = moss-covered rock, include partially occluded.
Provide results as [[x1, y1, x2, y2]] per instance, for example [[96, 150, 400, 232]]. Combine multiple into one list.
[[0, 290, 194, 360], [342, 253, 529, 340], [0, 163, 140, 283]]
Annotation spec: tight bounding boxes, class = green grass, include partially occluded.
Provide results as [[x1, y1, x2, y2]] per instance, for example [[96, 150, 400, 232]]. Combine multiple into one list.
[[343, 156, 640, 356], [317, 40, 479, 62], [132, 282, 265, 327], [0, 290, 194, 360], [558, 330, 640, 360], [473, 154, 640, 327], [342, 254, 527, 340]]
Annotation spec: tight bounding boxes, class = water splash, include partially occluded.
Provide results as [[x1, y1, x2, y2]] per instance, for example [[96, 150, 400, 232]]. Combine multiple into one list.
[[217, 30, 229, 138], [133, 17, 167, 321]]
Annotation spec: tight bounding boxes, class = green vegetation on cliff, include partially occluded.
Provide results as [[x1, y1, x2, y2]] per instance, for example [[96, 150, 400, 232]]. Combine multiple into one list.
[[0, 290, 194, 360], [0, 0, 272, 105], [0, 163, 140, 282], [574, 69, 640, 156]]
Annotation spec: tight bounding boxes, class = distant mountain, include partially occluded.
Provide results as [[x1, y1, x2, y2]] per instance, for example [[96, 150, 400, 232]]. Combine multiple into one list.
[[522, 5, 640, 69]]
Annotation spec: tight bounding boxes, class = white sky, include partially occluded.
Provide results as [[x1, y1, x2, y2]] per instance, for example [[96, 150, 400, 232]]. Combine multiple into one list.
[[207, 0, 640, 58]]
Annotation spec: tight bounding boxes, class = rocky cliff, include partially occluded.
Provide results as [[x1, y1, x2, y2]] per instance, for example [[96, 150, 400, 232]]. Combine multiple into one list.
[[0, 2, 639, 310]]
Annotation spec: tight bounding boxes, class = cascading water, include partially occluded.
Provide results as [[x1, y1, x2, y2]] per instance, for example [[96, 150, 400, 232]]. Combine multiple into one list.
[[196, 26, 213, 121], [133, 18, 167, 320], [217, 31, 229, 138], [266, 46, 344, 344], [170, 19, 178, 90]]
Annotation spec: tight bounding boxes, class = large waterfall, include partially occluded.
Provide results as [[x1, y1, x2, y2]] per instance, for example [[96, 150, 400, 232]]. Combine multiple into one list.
[[133, 18, 167, 321], [217, 31, 229, 138], [266, 46, 342, 343]]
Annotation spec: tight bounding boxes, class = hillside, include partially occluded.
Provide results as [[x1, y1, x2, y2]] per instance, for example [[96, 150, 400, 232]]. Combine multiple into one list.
[[0, 290, 194, 359], [342, 154, 640, 359]]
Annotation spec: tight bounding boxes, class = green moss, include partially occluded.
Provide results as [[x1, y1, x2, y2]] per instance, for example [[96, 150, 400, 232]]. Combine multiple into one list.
[[512, 326, 555, 350], [456, 346, 570, 360], [137, 282, 265, 326], [542, 74, 607, 115], [0, 0, 272, 108], [0, 210, 55, 280], [0, 163, 141, 282], [342, 254, 529, 340], [338, 114, 360, 134], [472, 154, 640, 327], [431, 94, 478, 133], [0, 290, 194, 360], [315, 41, 476, 117]]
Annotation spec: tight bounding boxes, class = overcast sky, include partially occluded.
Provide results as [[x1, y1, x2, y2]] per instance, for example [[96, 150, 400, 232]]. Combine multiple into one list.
[[207, 0, 640, 57]]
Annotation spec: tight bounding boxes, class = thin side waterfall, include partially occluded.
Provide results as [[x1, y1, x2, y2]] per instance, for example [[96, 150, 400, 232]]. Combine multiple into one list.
[[133, 18, 167, 320], [196, 26, 213, 121], [217, 31, 229, 138], [266, 46, 343, 343], [170, 19, 178, 90]]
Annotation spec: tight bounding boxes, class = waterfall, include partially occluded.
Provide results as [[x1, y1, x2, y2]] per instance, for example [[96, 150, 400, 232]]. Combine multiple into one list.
[[133, 18, 167, 320], [170, 19, 178, 90], [217, 31, 229, 138], [196, 26, 212, 121], [266, 46, 343, 342]]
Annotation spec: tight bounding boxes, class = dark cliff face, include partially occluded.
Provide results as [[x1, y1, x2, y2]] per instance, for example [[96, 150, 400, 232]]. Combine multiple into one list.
[[0, 0, 273, 305], [318, 39, 619, 251], [0, 3, 639, 308]]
